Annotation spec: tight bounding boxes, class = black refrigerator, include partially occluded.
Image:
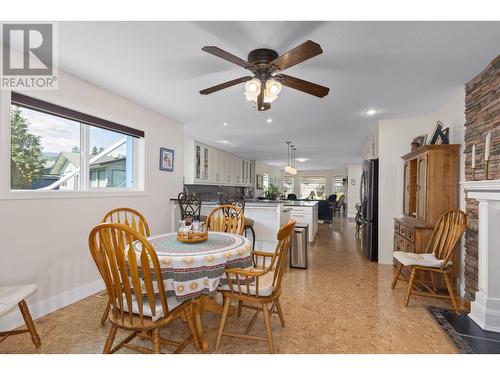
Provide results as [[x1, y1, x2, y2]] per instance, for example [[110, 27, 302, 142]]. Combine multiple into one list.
[[360, 159, 378, 262]]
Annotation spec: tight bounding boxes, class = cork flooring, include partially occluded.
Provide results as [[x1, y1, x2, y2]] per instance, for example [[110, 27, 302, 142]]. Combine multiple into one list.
[[0, 218, 457, 354]]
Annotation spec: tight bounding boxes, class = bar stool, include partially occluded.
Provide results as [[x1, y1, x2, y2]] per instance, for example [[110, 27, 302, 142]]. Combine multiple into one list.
[[219, 193, 256, 249], [178, 192, 206, 223]]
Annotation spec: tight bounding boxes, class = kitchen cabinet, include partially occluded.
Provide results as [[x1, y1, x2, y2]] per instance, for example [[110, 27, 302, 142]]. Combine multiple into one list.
[[184, 137, 253, 187]]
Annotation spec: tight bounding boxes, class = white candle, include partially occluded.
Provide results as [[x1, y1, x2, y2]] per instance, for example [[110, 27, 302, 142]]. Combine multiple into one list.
[[472, 144, 476, 168], [485, 132, 491, 161]]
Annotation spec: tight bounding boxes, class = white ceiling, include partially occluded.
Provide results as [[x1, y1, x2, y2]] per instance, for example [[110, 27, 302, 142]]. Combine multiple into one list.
[[55, 21, 500, 170]]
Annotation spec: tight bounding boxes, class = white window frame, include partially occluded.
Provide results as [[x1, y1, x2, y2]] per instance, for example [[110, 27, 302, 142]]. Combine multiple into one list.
[[299, 176, 327, 199], [283, 175, 294, 195], [0, 93, 146, 200]]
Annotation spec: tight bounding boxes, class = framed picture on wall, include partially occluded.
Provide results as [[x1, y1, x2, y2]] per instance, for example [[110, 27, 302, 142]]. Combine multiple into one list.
[[159, 148, 174, 171]]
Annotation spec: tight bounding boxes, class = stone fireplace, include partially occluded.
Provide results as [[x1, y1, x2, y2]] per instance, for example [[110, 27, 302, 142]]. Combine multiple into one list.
[[461, 180, 500, 332], [463, 55, 499, 302]]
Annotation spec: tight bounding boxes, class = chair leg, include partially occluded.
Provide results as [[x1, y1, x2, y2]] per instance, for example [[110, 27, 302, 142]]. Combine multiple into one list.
[[237, 301, 243, 317], [152, 328, 161, 354], [262, 303, 275, 353], [215, 296, 232, 351], [184, 305, 201, 351], [275, 299, 285, 327], [100, 302, 110, 327], [429, 272, 437, 293], [103, 325, 118, 354], [391, 264, 403, 290], [444, 273, 460, 314], [404, 268, 417, 307], [18, 300, 41, 348], [250, 226, 256, 250]]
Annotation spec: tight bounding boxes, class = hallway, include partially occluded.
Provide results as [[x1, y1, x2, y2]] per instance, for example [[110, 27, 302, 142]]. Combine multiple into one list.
[[0, 218, 456, 353]]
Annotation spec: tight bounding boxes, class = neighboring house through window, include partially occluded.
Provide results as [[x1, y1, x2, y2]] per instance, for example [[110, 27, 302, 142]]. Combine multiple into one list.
[[10, 93, 143, 192]]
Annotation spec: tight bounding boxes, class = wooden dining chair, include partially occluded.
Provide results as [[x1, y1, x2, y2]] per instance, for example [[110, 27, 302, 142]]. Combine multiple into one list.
[[219, 193, 256, 249], [102, 207, 151, 237], [97, 208, 151, 326], [391, 210, 467, 313], [205, 205, 245, 236], [88, 222, 200, 354], [215, 219, 296, 353]]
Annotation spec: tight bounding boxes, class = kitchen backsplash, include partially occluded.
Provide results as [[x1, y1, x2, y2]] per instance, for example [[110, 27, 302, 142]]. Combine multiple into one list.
[[183, 184, 252, 200]]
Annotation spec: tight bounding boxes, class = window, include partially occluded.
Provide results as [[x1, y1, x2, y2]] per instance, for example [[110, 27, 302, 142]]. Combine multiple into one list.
[[300, 176, 326, 200], [263, 173, 269, 190], [333, 176, 346, 196], [10, 93, 143, 192], [283, 176, 294, 196]]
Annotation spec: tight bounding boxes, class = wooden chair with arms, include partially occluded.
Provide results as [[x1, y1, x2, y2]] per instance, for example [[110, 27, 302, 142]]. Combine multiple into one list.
[[97, 207, 151, 326], [205, 205, 245, 235], [391, 210, 467, 313], [88, 222, 200, 354], [215, 219, 296, 353]]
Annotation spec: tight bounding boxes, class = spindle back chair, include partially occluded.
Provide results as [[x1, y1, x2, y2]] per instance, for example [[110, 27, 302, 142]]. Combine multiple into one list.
[[88, 223, 199, 354], [215, 219, 296, 353]]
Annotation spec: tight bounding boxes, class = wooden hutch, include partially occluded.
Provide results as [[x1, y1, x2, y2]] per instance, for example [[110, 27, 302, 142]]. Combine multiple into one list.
[[393, 144, 460, 288]]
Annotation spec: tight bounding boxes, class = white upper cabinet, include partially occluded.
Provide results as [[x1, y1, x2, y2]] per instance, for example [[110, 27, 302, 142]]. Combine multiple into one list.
[[184, 137, 253, 187]]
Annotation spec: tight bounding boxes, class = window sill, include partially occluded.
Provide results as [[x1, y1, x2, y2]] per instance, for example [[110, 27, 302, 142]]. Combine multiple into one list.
[[0, 190, 147, 201]]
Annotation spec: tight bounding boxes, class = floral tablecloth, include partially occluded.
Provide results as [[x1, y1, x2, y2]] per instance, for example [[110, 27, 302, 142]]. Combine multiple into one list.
[[133, 232, 253, 301]]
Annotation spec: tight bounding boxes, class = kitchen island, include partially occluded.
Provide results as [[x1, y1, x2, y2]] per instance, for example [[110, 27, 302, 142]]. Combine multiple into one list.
[[170, 199, 318, 250]]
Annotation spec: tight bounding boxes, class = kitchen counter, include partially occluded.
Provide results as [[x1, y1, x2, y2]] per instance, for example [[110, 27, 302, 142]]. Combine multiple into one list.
[[170, 198, 319, 208], [170, 199, 292, 251]]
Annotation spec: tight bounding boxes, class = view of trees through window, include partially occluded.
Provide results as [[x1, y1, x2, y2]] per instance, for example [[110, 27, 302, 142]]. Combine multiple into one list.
[[10, 105, 133, 191], [300, 176, 326, 199]]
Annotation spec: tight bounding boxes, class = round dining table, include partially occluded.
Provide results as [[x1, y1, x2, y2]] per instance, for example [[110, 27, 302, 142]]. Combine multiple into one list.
[[134, 231, 253, 351]]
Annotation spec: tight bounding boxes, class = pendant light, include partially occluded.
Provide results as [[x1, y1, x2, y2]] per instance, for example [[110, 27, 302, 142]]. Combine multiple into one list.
[[285, 142, 297, 175], [290, 147, 297, 175], [285, 142, 293, 174]]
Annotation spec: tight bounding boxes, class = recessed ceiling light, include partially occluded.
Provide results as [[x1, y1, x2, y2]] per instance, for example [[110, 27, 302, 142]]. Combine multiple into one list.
[[223, 122, 228, 126], [365, 108, 379, 116], [266, 118, 272, 123], [216, 140, 229, 144], [295, 158, 309, 162]]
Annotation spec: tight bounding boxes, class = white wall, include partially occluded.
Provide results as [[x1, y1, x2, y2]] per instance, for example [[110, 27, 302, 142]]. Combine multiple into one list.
[[347, 164, 363, 218], [374, 88, 466, 288], [0, 70, 184, 330]]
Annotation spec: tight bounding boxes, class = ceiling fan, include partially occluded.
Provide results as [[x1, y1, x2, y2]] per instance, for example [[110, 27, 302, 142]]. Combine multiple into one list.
[[199, 40, 330, 111]]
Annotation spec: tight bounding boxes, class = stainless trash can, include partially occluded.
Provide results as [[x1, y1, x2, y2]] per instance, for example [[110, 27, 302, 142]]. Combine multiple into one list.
[[290, 224, 308, 269]]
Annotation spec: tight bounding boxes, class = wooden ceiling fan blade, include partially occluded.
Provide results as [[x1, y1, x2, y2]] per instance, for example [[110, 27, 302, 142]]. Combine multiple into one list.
[[201, 46, 249, 68], [277, 74, 330, 98], [269, 40, 323, 71], [199, 76, 253, 95]]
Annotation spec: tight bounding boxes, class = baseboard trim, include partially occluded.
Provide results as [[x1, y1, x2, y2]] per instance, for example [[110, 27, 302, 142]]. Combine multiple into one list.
[[0, 278, 104, 331]]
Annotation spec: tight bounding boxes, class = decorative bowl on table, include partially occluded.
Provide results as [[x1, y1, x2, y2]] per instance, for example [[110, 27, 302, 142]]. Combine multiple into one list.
[[176, 231, 208, 243]]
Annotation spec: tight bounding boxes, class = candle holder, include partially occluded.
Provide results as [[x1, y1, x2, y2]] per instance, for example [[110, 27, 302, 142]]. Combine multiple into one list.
[[485, 160, 490, 180], [472, 167, 476, 181]]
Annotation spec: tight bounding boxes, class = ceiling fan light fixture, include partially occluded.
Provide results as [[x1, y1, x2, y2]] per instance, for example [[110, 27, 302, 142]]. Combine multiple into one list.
[[266, 79, 282, 96], [263, 88, 278, 104], [245, 78, 261, 98]]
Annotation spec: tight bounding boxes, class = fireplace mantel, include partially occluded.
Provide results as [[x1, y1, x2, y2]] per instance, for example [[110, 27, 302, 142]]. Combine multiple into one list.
[[460, 179, 500, 333]]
